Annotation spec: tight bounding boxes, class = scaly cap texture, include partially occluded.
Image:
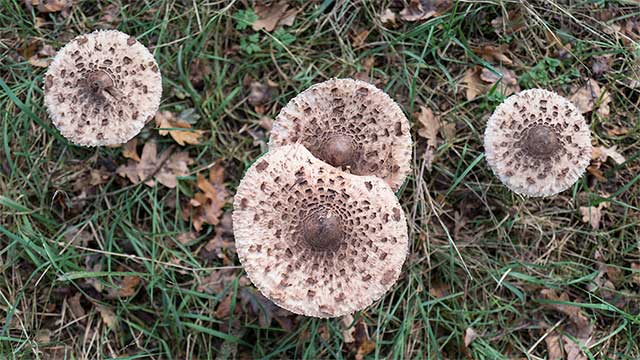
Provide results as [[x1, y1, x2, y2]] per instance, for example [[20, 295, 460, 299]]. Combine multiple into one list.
[[269, 78, 412, 191], [233, 144, 409, 317], [484, 88, 592, 197], [44, 30, 162, 146]]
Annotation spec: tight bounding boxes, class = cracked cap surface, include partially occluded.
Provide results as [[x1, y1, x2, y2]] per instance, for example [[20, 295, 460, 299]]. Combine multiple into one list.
[[484, 88, 592, 197], [44, 30, 162, 146], [269, 78, 412, 191], [233, 144, 409, 317]]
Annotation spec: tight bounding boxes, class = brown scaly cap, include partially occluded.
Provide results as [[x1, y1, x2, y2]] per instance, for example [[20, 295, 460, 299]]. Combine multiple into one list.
[[269, 78, 412, 192], [232, 144, 409, 318], [484, 89, 592, 197], [44, 30, 162, 146]]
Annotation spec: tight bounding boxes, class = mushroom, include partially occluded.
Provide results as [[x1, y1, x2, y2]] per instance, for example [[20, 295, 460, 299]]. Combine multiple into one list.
[[269, 78, 412, 191], [43, 30, 162, 146], [233, 144, 409, 318], [484, 89, 592, 197]]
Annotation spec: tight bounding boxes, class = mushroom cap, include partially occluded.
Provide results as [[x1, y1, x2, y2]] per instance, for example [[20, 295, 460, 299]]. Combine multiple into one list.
[[44, 30, 162, 146], [233, 144, 409, 318], [269, 78, 412, 192], [484, 88, 592, 197]]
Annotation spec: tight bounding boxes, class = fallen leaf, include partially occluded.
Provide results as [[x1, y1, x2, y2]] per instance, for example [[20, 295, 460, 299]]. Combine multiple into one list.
[[545, 332, 564, 360], [95, 303, 118, 329], [540, 289, 593, 341], [415, 106, 440, 170], [200, 212, 235, 265], [351, 29, 370, 47], [247, 80, 278, 114], [464, 327, 478, 347], [239, 287, 295, 331], [117, 142, 193, 188], [117, 275, 141, 297], [440, 122, 456, 143], [354, 320, 375, 360], [606, 127, 629, 137], [429, 280, 450, 299], [479, 66, 520, 97], [156, 111, 204, 146], [177, 231, 197, 245], [473, 44, 513, 65], [35, 329, 51, 343], [187, 162, 229, 231], [252, 1, 296, 32], [579, 204, 605, 230], [28, 44, 55, 68], [569, 79, 611, 117], [463, 67, 484, 101], [26, 0, 72, 14], [379, 8, 397, 25], [67, 293, 85, 319], [592, 146, 625, 165], [491, 8, 526, 35], [122, 138, 140, 162], [631, 263, 640, 285], [400, 0, 452, 22], [258, 117, 273, 131], [214, 293, 233, 319]]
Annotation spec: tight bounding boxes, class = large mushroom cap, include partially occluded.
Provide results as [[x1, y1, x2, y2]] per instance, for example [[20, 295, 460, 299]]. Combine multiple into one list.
[[233, 144, 409, 318], [44, 30, 162, 146], [484, 89, 592, 197], [269, 78, 412, 192]]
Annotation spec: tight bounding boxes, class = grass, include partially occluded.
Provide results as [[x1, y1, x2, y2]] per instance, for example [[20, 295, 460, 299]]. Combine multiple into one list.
[[1, 0, 640, 358]]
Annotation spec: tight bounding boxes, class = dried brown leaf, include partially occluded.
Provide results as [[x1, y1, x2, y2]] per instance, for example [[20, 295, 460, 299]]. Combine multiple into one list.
[[415, 106, 440, 170], [479, 67, 520, 96], [27, 0, 72, 14], [379, 8, 397, 25], [122, 138, 140, 161], [400, 0, 452, 22], [156, 111, 204, 146], [463, 67, 484, 101], [340, 314, 356, 343], [580, 203, 607, 230], [464, 327, 478, 347], [95, 303, 118, 329], [541, 289, 593, 340], [67, 293, 85, 319], [252, 1, 294, 32], [117, 275, 141, 297], [188, 163, 229, 231], [473, 44, 513, 65], [592, 146, 625, 165], [545, 332, 564, 360], [116, 142, 193, 188], [569, 79, 611, 117]]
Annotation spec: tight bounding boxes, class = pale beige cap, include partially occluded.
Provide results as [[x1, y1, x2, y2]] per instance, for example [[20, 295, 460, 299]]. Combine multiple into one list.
[[233, 144, 409, 318], [44, 30, 162, 146], [269, 78, 412, 191], [484, 89, 592, 197]]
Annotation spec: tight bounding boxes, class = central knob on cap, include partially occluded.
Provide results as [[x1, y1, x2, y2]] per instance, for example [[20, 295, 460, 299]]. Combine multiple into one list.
[[523, 125, 560, 158], [302, 212, 343, 251], [89, 71, 115, 93], [321, 135, 355, 168]]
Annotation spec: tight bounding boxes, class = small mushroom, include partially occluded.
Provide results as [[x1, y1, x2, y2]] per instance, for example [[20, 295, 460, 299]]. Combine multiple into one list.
[[233, 144, 409, 318], [484, 89, 592, 197], [269, 78, 412, 191], [44, 30, 162, 146]]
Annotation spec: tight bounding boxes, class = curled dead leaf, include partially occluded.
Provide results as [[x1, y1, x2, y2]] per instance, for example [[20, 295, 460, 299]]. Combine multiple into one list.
[[400, 0, 452, 22], [156, 111, 204, 146], [252, 1, 297, 32], [569, 79, 611, 117], [116, 142, 193, 188]]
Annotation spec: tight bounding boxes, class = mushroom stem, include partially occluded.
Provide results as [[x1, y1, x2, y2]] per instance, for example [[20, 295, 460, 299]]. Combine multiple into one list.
[[302, 212, 343, 251], [321, 135, 355, 168]]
